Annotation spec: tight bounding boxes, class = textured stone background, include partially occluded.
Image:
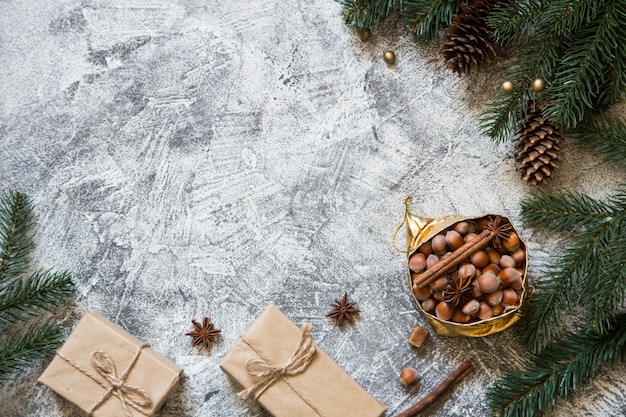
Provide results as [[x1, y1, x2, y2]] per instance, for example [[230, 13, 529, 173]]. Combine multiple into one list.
[[1, 1, 625, 416]]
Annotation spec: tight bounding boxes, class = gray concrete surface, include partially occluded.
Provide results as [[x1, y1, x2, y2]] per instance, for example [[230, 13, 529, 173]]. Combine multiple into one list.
[[1, 1, 625, 416]]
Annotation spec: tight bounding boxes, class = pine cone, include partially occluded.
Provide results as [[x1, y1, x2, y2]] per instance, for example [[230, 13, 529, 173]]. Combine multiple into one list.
[[440, 0, 498, 76], [514, 110, 563, 186]]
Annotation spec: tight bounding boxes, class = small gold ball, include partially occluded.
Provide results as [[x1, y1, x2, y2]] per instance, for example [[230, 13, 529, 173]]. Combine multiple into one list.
[[532, 78, 546, 92], [383, 50, 396, 65], [359, 28, 371, 41], [501, 80, 514, 94]]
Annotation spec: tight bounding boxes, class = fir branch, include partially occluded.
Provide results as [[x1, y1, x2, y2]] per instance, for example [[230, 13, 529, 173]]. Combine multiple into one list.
[[479, 37, 560, 143], [488, 313, 626, 417], [0, 190, 35, 286], [487, 0, 550, 46], [0, 321, 64, 380], [545, 1, 621, 128], [596, 16, 626, 108], [518, 187, 626, 350], [570, 114, 626, 169], [402, 0, 461, 41], [520, 189, 614, 232], [0, 270, 75, 325], [339, 0, 400, 30]]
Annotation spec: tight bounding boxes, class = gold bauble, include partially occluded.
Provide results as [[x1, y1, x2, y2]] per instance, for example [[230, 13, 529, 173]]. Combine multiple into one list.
[[383, 50, 396, 65], [532, 78, 546, 92], [501, 80, 514, 94], [359, 28, 371, 41]]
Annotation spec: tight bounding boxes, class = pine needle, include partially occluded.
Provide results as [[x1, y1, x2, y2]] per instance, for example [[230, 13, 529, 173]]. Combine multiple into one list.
[[488, 313, 626, 417], [0, 321, 64, 380], [0, 190, 35, 286], [517, 187, 626, 350], [0, 189, 74, 379], [0, 270, 75, 325], [570, 115, 626, 170]]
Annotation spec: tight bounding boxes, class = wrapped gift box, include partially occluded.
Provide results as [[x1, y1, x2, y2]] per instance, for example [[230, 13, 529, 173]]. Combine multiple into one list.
[[220, 304, 387, 417], [38, 312, 182, 417]]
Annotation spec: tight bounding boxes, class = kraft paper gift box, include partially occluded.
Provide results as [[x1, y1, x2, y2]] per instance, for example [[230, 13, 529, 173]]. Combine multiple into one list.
[[38, 312, 182, 417], [220, 304, 387, 417]]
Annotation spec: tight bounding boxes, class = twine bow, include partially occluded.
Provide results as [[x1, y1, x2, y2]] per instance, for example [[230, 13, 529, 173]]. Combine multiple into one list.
[[56, 343, 152, 417], [238, 322, 316, 400], [90, 350, 152, 416]]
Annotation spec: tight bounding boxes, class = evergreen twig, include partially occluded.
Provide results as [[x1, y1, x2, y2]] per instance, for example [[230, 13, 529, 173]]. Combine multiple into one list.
[[0, 321, 65, 380], [488, 313, 626, 417], [402, 0, 461, 41], [0, 270, 74, 325], [0, 190, 35, 286], [483, 0, 626, 142], [517, 187, 626, 350], [339, 0, 401, 30], [570, 115, 626, 169], [0, 190, 74, 380], [546, 1, 622, 128]]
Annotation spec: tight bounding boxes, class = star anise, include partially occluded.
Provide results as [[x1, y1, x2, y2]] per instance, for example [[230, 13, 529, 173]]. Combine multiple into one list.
[[485, 215, 513, 248], [186, 317, 221, 351], [327, 292, 360, 327], [442, 274, 473, 308]]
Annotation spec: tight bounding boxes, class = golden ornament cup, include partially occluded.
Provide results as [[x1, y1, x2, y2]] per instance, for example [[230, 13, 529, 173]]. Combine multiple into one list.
[[394, 197, 531, 337]]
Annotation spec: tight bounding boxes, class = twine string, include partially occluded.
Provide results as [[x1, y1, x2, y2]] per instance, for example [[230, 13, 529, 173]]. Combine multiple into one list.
[[55, 343, 152, 417], [238, 322, 316, 400]]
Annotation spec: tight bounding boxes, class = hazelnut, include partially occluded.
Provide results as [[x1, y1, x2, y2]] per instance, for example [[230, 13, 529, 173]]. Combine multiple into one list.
[[458, 263, 476, 279], [499, 268, 523, 289], [477, 274, 501, 293], [502, 288, 519, 306], [421, 298, 436, 313], [482, 263, 501, 276], [435, 301, 454, 320], [412, 283, 431, 301], [470, 250, 489, 268], [445, 230, 464, 250], [452, 310, 471, 323], [483, 289, 503, 306], [409, 253, 427, 273], [493, 304, 505, 315], [464, 232, 479, 243], [477, 302, 494, 320], [400, 367, 420, 387], [418, 240, 433, 256], [453, 221, 469, 235], [432, 290, 443, 301], [426, 254, 440, 269], [503, 233, 521, 252], [472, 280, 482, 298], [430, 276, 449, 291], [431, 234, 448, 255], [477, 218, 490, 230], [511, 248, 526, 267], [487, 248, 501, 265], [461, 299, 480, 316], [499, 254, 516, 269]]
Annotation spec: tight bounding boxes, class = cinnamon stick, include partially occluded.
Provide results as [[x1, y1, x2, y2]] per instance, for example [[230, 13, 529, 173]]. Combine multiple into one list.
[[414, 229, 494, 289], [396, 360, 474, 417]]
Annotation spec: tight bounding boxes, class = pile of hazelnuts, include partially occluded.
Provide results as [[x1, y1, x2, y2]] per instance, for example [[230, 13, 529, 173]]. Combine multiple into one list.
[[408, 217, 526, 324]]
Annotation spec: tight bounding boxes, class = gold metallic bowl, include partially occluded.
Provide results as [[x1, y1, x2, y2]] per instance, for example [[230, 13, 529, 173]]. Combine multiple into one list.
[[396, 197, 530, 337]]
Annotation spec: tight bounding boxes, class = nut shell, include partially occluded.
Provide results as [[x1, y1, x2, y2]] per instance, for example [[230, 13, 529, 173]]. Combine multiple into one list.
[[435, 301, 454, 321], [409, 253, 427, 272], [445, 230, 464, 250], [400, 367, 419, 387], [477, 274, 501, 293]]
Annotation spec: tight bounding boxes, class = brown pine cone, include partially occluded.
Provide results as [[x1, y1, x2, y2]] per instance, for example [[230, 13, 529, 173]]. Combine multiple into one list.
[[514, 110, 563, 186], [440, 0, 498, 76]]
